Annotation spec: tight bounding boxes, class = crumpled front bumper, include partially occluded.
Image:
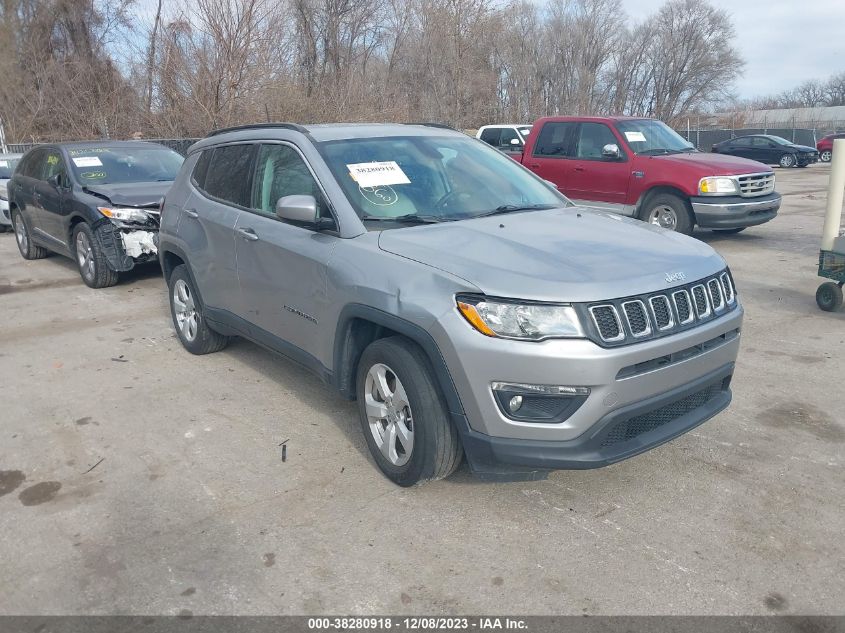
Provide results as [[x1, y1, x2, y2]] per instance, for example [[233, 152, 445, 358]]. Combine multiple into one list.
[[93, 220, 158, 272]]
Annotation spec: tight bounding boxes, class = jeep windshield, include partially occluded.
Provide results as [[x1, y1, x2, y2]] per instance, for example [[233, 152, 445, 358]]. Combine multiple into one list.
[[68, 146, 184, 185], [617, 119, 695, 155], [319, 135, 566, 224]]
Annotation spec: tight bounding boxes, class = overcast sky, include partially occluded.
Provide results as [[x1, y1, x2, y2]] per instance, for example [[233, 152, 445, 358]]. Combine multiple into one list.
[[623, 0, 844, 98]]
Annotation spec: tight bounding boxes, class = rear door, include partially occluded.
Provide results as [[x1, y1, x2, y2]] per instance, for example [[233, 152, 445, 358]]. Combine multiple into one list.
[[234, 142, 338, 357], [35, 148, 71, 244], [181, 144, 254, 314], [726, 137, 753, 160], [565, 122, 631, 210], [523, 121, 578, 190], [14, 149, 46, 229]]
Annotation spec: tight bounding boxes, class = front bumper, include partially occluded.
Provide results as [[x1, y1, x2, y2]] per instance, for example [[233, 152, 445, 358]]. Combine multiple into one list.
[[93, 221, 159, 272], [797, 154, 818, 166], [691, 193, 781, 229]]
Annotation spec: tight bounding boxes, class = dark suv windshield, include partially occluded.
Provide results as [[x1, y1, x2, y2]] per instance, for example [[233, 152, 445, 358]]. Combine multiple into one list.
[[616, 120, 695, 155], [319, 135, 566, 222], [67, 146, 184, 185]]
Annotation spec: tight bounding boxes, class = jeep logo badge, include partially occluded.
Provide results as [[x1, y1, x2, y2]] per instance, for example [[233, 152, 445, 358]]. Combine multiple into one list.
[[665, 271, 686, 283]]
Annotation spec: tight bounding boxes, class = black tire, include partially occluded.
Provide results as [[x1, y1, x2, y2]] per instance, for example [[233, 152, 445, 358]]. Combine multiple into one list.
[[72, 223, 119, 288], [168, 264, 229, 354], [713, 227, 746, 234], [779, 154, 796, 168], [639, 193, 694, 235], [12, 209, 49, 260], [356, 336, 462, 486], [816, 282, 843, 312]]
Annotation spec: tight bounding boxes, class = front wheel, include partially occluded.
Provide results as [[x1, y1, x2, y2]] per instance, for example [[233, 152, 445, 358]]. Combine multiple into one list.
[[356, 336, 462, 486], [73, 223, 119, 288], [779, 154, 796, 168], [816, 282, 843, 312], [640, 193, 694, 234], [820, 150, 832, 163]]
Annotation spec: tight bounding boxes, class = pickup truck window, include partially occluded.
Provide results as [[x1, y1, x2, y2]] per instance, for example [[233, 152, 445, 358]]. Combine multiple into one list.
[[320, 135, 563, 222], [533, 122, 576, 157], [575, 123, 621, 160], [615, 119, 694, 155], [479, 128, 501, 146], [499, 127, 520, 147]]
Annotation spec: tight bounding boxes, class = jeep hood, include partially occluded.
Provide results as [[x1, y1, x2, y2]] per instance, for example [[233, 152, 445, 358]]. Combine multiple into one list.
[[81, 182, 171, 208], [653, 152, 772, 175], [377, 208, 726, 303]]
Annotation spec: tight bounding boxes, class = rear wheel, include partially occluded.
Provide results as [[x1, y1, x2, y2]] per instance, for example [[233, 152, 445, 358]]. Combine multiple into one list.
[[12, 209, 48, 260], [72, 223, 119, 288], [779, 153, 796, 168], [356, 336, 462, 486], [816, 282, 843, 312], [640, 193, 694, 235], [168, 264, 229, 354], [820, 150, 832, 163]]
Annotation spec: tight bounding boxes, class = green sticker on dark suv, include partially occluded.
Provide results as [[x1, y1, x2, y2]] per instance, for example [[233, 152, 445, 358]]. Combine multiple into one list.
[[81, 171, 106, 179]]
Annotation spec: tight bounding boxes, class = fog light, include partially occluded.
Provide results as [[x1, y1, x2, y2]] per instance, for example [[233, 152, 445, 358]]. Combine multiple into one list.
[[492, 382, 590, 423], [508, 395, 523, 412]]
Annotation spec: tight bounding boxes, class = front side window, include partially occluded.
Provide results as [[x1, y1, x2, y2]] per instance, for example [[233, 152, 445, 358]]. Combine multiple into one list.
[[319, 134, 566, 222], [251, 144, 328, 219], [499, 128, 520, 147], [66, 146, 184, 185], [202, 144, 255, 207], [41, 150, 66, 182], [533, 122, 576, 157], [575, 123, 622, 160]]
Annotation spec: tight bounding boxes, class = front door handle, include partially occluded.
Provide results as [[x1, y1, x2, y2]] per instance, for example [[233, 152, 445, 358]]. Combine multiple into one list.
[[183, 208, 199, 218], [529, 163, 540, 169], [574, 166, 585, 172], [237, 227, 259, 242]]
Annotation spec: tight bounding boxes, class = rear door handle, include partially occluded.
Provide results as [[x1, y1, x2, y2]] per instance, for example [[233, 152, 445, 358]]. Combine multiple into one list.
[[183, 208, 199, 218], [237, 227, 259, 242]]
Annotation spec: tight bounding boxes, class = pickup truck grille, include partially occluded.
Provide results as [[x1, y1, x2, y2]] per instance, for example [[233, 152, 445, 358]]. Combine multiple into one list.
[[583, 271, 738, 347], [737, 172, 775, 197]]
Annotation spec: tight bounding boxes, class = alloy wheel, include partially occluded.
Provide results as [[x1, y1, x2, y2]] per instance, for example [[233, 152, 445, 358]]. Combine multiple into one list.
[[821, 150, 832, 162], [647, 204, 678, 231], [172, 279, 199, 342], [364, 363, 414, 466], [14, 215, 27, 252], [75, 231, 95, 280], [780, 154, 795, 168]]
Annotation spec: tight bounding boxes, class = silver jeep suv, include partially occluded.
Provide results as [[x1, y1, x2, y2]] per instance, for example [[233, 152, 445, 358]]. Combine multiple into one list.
[[158, 123, 743, 486]]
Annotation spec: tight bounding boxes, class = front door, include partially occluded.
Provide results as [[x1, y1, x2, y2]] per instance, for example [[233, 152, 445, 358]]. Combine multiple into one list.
[[234, 143, 337, 359], [565, 122, 632, 212], [523, 121, 578, 191]]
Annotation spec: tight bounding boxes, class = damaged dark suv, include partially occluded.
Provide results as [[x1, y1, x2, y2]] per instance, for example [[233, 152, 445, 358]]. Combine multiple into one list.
[[6, 141, 184, 287]]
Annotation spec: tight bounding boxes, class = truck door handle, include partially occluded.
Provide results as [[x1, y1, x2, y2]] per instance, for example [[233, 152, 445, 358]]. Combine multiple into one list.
[[574, 166, 585, 172], [237, 227, 259, 242], [529, 163, 540, 169], [183, 208, 199, 218]]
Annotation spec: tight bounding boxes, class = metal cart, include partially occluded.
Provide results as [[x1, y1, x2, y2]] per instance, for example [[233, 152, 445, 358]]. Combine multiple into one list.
[[816, 246, 845, 311]]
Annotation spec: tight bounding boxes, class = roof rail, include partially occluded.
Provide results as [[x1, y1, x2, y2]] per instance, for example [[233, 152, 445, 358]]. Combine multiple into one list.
[[406, 122, 458, 131], [208, 122, 309, 137]]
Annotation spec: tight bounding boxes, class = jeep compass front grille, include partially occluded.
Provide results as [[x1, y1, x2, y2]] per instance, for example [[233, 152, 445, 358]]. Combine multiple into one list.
[[583, 270, 738, 347]]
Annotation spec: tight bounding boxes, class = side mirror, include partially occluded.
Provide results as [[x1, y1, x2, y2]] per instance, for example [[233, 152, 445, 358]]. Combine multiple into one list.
[[47, 173, 63, 189], [510, 138, 521, 146], [602, 144, 621, 160], [544, 179, 559, 190], [276, 194, 318, 224]]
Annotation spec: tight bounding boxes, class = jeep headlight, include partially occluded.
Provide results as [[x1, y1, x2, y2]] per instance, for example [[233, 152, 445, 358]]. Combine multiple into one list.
[[456, 295, 584, 340], [698, 177, 738, 195], [97, 206, 153, 223]]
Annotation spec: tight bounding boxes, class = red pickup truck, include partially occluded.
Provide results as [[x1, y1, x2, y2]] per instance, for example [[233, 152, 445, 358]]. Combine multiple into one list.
[[510, 116, 782, 235]]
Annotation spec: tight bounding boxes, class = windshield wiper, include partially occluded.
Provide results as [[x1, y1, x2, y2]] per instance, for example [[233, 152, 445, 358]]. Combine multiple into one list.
[[473, 203, 558, 218], [360, 213, 444, 224]]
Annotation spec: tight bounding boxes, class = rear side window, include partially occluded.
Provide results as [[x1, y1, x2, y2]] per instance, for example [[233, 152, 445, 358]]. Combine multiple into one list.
[[19, 149, 44, 178], [533, 122, 576, 157], [192, 150, 212, 188], [202, 144, 255, 207], [479, 128, 501, 146], [732, 137, 751, 147]]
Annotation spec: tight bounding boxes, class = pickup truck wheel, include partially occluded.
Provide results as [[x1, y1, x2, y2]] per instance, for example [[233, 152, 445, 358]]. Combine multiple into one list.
[[816, 282, 843, 312], [779, 153, 796, 168], [820, 150, 832, 163], [356, 336, 462, 486], [72, 223, 119, 288], [641, 194, 693, 234], [168, 264, 229, 354], [12, 210, 49, 260]]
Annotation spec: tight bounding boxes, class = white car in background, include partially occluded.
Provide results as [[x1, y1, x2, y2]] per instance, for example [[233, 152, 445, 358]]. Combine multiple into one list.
[[0, 153, 23, 231], [476, 124, 532, 155]]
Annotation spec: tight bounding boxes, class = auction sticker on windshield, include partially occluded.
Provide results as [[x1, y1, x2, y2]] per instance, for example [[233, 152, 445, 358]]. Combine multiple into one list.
[[72, 156, 103, 168], [347, 161, 411, 188], [624, 131, 646, 143]]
